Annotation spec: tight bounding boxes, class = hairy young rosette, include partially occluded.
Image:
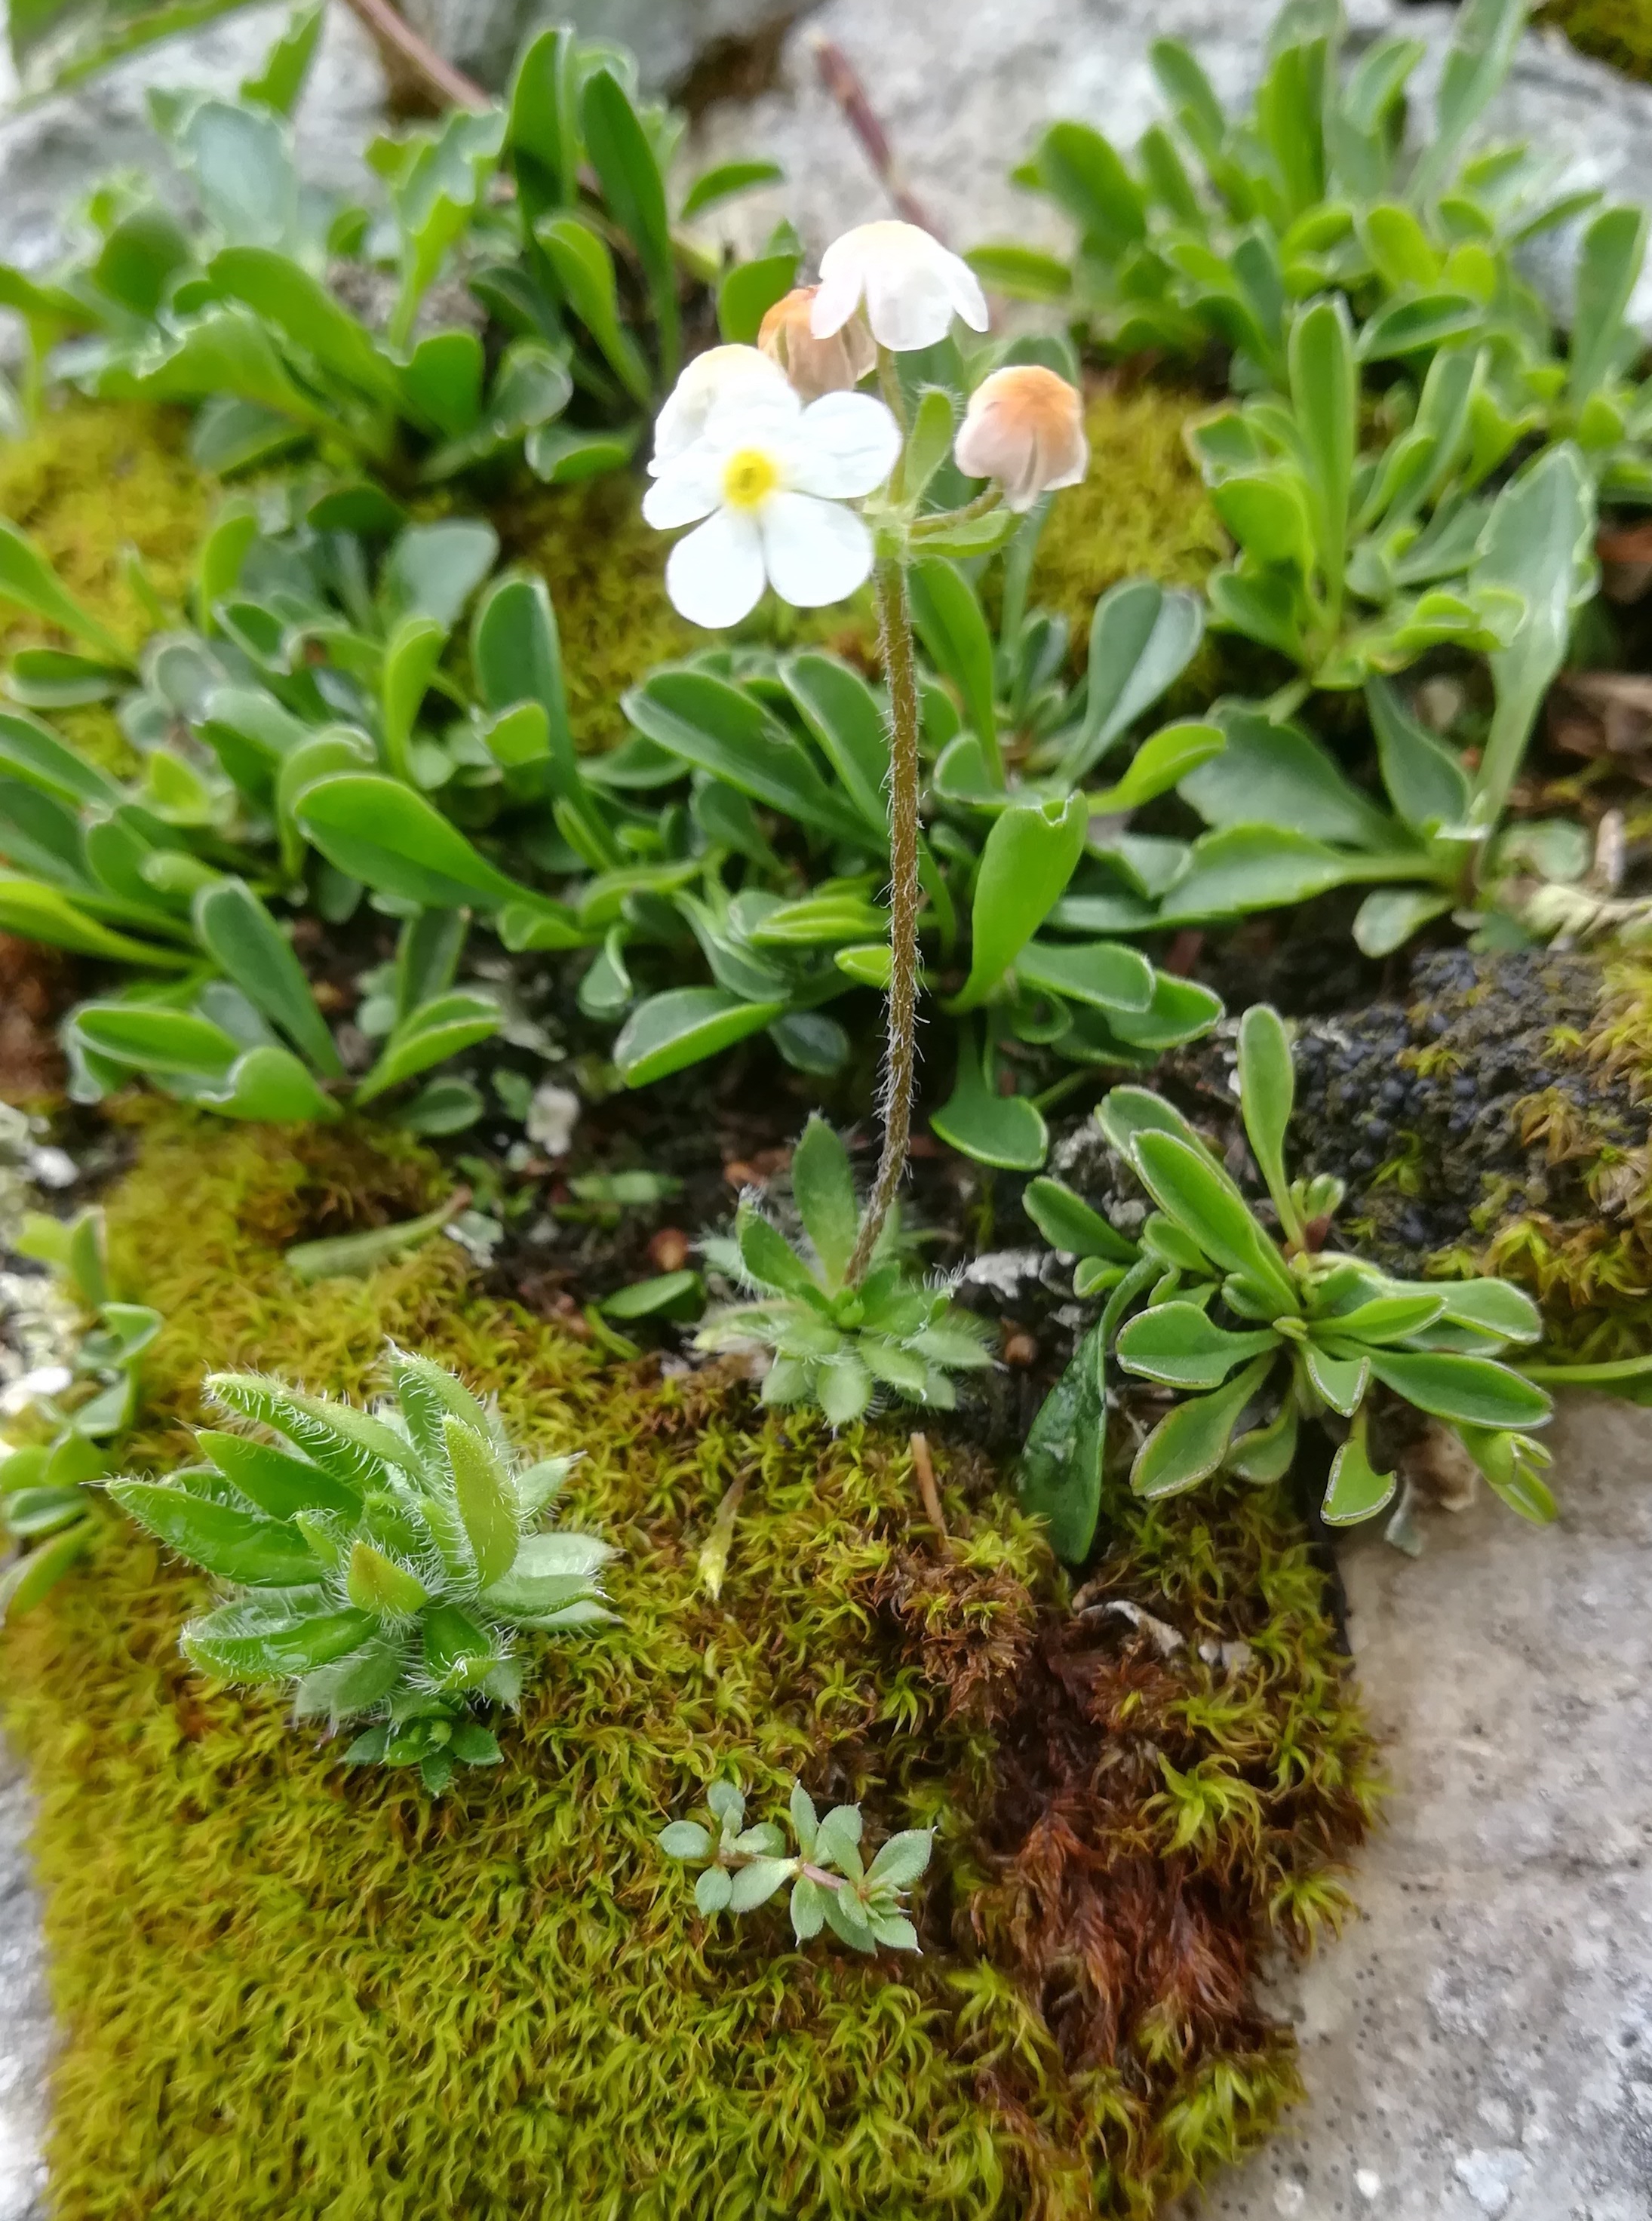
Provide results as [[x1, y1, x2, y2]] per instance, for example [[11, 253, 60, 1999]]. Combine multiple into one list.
[[643, 379, 901, 628], [953, 365, 1089, 511], [811, 220, 990, 353], [758, 284, 876, 400]]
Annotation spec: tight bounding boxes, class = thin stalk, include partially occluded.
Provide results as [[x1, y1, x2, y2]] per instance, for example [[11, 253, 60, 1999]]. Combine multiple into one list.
[[810, 35, 944, 238], [337, 0, 489, 112], [907, 1430, 947, 1537], [846, 558, 923, 1287], [877, 346, 908, 433], [1030, 1065, 1095, 1116], [1521, 1354, 1652, 1386], [1260, 675, 1310, 723], [996, 496, 1051, 645], [1470, 679, 1541, 879], [909, 487, 1002, 541]]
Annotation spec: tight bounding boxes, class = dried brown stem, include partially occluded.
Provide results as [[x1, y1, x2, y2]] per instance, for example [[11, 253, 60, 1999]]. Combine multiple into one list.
[[846, 555, 923, 1286], [338, 0, 489, 113], [908, 1431, 947, 1538], [810, 34, 944, 239]]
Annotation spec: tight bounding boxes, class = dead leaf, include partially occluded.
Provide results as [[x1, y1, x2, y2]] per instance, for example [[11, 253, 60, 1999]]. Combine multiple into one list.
[[1547, 671, 1652, 781]]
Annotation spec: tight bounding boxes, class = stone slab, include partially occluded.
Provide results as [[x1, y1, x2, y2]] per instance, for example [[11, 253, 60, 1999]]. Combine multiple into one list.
[[0, 1743, 47, 2221], [1171, 1393, 1652, 2221], [680, 0, 1652, 330], [0, 2, 386, 279]]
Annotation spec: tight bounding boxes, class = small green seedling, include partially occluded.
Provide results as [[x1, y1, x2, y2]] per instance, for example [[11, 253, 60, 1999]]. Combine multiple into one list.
[[1, 1205, 161, 1620], [694, 1115, 993, 1424], [658, 1778, 932, 1955]]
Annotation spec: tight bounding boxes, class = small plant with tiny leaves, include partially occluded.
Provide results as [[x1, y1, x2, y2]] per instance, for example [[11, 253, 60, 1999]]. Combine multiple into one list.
[[657, 1779, 933, 1955], [694, 1114, 993, 1426], [1, 1203, 161, 1620], [109, 1343, 613, 1794]]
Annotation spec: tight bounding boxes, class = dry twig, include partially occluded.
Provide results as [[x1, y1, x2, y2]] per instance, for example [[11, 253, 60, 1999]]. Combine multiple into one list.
[[811, 35, 943, 238], [339, 0, 489, 113], [908, 1431, 947, 1538]]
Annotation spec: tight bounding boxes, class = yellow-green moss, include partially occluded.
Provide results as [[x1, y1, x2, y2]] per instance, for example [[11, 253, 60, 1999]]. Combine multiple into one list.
[[0, 378, 1221, 770], [0, 399, 207, 651], [0, 400, 210, 771], [1, 1104, 1377, 2221], [1537, 0, 1652, 77], [1477, 954, 1652, 1359], [1030, 383, 1227, 655]]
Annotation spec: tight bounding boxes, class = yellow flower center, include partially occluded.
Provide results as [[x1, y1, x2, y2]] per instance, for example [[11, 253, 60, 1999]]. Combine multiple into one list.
[[722, 447, 781, 511]]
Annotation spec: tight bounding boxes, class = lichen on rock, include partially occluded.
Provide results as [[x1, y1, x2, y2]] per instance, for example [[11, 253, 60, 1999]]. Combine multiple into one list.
[[1275, 949, 1652, 1362]]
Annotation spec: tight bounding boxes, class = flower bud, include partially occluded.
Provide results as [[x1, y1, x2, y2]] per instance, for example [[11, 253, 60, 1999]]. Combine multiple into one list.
[[758, 285, 876, 400], [953, 365, 1089, 511]]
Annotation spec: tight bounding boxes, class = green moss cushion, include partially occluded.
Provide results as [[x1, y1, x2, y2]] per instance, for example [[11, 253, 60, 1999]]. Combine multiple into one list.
[[2, 1110, 1377, 2220], [1539, 0, 1652, 77]]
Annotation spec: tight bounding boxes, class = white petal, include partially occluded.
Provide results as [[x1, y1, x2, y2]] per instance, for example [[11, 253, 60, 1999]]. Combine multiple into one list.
[[811, 238, 867, 338], [759, 491, 874, 610], [815, 223, 990, 353], [699, 382, 801, 455], [641, 451, 723, 529], [665, 508, 767, 629], [791, 392, 901, 499], [944, 255, 991, 333], [864, 263, 962, 352], [1040, 444, 1089, 495], [652, 345, 790, 470]]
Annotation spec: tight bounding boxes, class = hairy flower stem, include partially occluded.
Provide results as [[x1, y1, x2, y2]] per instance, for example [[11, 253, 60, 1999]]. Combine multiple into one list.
[[846, 558, 923, 1287]]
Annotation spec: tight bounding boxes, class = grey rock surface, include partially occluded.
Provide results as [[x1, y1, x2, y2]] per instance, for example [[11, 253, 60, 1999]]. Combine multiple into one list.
[[0, 2, 386, 278], [1170, 1393, 1652, 2221], [680, 0, 1652, 329], [0, 1743, 48, 2221], [399, 0, 799, 96]]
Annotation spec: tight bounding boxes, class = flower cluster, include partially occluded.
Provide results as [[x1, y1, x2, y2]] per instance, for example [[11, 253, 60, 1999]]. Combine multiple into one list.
[[643, 221, 1088, 627]]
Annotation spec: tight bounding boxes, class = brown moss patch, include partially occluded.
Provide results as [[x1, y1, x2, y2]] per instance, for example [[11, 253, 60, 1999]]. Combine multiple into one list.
[[0, 932, 69, 1100]]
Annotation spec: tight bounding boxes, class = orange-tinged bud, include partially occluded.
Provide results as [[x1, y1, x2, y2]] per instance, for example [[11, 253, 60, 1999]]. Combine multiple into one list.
[[953, 365, 1089, 511], [758, 284, 877, 401]]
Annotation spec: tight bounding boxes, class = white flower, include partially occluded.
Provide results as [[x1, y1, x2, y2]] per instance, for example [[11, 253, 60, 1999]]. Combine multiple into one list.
[[642, 385, 901, 629], [953, 364, 1089, 511], [649, 344, 792, 474], [811, 220, 990, 355]]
